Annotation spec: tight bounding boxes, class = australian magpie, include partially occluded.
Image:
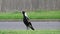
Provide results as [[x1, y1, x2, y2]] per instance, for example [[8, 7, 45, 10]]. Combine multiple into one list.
[[22, 11, 35, 30]]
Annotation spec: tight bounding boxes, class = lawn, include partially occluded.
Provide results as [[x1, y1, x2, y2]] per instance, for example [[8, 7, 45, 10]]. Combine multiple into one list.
[[0, 10, 60, 19], [0, 30, 60, 34]]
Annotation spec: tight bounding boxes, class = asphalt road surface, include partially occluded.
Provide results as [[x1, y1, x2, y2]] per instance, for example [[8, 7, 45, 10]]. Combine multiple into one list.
[[0, 22, 60, 30]]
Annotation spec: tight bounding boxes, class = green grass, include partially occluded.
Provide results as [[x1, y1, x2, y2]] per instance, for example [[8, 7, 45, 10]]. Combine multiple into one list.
[[28, 11, 60, 19], [0, 10, 60, 19], [0, 30, 60, 34]]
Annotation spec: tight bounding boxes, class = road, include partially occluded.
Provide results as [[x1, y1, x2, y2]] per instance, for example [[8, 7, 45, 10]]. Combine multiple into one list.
[[0, 22, 60, 30]]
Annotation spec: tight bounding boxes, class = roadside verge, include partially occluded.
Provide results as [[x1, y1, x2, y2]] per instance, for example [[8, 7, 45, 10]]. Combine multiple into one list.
[[0, 19, 60, 22]]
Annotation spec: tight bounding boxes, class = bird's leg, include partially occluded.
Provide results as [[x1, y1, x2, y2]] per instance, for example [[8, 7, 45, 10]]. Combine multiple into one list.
[[26, 26, 29, 30]]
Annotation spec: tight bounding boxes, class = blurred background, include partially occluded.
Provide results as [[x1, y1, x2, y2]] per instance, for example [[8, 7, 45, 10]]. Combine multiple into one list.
[[0, 0, 60, 12], [0, 0, 60, 20]]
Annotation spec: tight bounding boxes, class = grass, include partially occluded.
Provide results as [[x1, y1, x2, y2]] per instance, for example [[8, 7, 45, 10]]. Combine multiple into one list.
[[0, 30, 60, 34], [28, 10, 60, 19], [0, 10, 60, 19]]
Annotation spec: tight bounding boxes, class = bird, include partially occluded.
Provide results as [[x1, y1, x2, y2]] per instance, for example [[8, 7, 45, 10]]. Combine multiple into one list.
[[22, 11, 35, 30]]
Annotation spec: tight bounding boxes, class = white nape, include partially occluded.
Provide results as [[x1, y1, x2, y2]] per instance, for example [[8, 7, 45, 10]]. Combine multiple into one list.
[[25, 13, 28, 17]]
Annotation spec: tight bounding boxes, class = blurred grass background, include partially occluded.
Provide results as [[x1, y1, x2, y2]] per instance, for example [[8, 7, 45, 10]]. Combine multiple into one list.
[[0, 10, 60, 19]]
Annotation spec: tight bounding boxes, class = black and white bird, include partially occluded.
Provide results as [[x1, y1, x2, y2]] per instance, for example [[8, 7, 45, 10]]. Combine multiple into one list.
[[22, 11, 35, 30]]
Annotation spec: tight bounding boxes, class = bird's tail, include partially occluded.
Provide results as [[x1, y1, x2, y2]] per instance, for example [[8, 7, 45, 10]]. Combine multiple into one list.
[[29, 24, 35, 30], [29, 22, 35, 30], [30, 26, 35, 30]]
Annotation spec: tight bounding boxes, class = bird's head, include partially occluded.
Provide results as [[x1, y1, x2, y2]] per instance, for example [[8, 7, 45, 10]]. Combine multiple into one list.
[[22, 11, 28, 17], [22, 11, 25, 14]]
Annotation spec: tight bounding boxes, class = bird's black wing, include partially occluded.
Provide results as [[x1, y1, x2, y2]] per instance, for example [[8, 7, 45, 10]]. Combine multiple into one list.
[[25, 16, 30, 22], [28, 21, 35, 30], [25, 16, 35, 30]]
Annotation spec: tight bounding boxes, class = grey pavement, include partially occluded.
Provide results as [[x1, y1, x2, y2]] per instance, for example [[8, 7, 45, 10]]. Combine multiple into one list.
[[0, 21, 60, 30]]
